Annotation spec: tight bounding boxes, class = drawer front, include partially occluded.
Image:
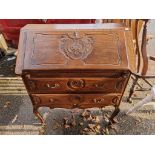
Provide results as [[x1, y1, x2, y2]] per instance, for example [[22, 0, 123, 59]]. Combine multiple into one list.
[[31, 93, 121, 109], [25, 77, 128, 94]]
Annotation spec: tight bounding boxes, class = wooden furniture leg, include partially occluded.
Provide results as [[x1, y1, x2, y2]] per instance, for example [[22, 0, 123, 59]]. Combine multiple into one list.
[[127, 76, 138, 102], [109, 105, 120, 124], [131, 75, 143, 89], [33, 106, 45, 126]]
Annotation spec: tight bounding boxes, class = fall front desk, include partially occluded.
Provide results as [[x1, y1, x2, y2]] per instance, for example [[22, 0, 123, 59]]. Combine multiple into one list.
[[15, 24, 136, 126]]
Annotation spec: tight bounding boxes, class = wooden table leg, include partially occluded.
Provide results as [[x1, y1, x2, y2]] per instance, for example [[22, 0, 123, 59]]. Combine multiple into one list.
[[109, 105, 120, 124], [33, 106, 46, 135], [127, 76, 138, 103], [33, 106, 45, 126]]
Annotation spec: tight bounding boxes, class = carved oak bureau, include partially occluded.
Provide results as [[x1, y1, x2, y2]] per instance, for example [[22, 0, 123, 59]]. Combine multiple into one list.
[[15, 24, 136, 126]]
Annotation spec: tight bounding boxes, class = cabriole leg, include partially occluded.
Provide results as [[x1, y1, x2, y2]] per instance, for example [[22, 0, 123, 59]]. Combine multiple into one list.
[[33, 106, 46, 135], [33, 106, 45, 126], [127, 76, 138, 103], [109, 105, 120, 125]]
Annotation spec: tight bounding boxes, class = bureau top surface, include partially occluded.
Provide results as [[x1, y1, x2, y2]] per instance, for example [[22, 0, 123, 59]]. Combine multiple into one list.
[[15, 24, 136, 74], [21, 23, 123, 31]]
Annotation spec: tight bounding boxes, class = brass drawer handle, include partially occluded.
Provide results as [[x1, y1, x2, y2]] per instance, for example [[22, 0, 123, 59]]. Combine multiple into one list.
[[46, 83, 60, 89], [94, 84, 104, 88], [73, 103, 79, 108], [93, 98, 104, 104], [94, 82, 104, 89], [49, 98, 55, 103]]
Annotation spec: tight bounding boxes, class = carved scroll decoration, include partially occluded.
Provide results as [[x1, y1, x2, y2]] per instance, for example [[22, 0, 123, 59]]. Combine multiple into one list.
[[33, 96, 41, 105], [25, 74, 36, 91], [112, 96, 119, 105], [59, 32, 94, 60], [67, 79, 85, 89]]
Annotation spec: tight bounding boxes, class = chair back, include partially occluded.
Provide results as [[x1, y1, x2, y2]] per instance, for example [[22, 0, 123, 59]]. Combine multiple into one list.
[[140, 20, 149, 75], [101, 19, 147, 74]]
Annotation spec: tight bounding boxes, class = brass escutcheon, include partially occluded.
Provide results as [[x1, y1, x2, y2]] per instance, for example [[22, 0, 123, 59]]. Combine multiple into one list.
[[93, 98, 104, 104], [67, 79, 85, 89]]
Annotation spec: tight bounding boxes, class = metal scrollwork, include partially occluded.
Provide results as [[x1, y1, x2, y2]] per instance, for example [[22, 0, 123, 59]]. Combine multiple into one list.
[[59, 32, 94, 60]]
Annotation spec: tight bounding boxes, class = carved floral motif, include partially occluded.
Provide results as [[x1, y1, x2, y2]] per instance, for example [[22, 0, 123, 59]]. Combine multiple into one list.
[[67, 79, 85, 89], [59, 32, 94, 60], [25, 74, 36, 91]]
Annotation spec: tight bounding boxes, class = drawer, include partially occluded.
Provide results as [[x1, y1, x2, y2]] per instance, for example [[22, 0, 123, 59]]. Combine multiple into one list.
[[31, 93, 121, 109], [25, 77, 127, 94]]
